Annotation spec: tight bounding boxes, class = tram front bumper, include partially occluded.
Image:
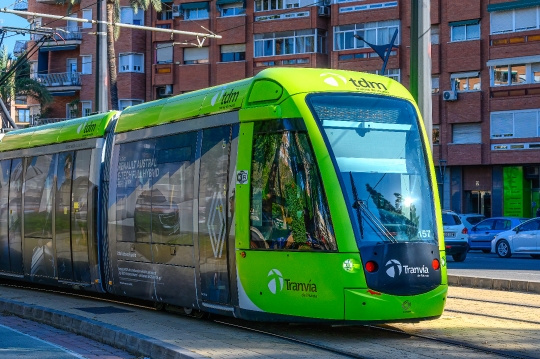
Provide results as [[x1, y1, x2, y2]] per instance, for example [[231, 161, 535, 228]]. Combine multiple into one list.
[[344, 285, 447, 322]]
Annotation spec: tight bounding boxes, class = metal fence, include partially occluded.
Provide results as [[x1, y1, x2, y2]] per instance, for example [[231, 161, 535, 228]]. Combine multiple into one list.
[[36, 72, 81, 87]]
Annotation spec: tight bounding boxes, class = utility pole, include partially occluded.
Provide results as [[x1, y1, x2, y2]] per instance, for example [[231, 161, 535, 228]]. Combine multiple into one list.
[[95, 0, 108, 113], [410, 0, 432, 149]]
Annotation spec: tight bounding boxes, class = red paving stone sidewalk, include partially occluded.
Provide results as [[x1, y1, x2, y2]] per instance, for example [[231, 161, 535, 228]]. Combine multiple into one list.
[[0, 314, 137, 359]]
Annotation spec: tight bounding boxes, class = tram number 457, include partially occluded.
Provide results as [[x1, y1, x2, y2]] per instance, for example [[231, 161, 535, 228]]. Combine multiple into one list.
[[417, 230, 431, 238]]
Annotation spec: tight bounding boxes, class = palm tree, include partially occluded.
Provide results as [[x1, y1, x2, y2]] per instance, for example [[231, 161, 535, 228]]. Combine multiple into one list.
[[61, 0, 161, 110], [0, 46, 52, 123]]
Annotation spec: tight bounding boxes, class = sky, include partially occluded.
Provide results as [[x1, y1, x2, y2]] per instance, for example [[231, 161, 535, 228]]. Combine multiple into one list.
[[0, 0, 30, 55]]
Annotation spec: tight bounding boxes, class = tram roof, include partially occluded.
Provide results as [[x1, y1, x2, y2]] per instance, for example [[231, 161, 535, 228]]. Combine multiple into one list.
[[0, 111, 118, 153], [114, 68, 414, 133]]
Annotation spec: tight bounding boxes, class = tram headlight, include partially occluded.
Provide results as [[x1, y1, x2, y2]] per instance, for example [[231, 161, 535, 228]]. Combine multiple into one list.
[[432, 259, 440, 270]]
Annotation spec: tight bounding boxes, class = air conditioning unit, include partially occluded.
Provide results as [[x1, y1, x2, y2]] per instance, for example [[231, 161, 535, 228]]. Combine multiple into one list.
[[323, 0, 332, 5], [159, 85, 173, 96], [172, 5, 181, 17], [443, 90, 457, 101], [318, 6, 330, 16]]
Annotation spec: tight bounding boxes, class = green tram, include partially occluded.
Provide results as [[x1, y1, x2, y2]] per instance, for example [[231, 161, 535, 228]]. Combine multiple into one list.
[[0, 68, 447, 322]]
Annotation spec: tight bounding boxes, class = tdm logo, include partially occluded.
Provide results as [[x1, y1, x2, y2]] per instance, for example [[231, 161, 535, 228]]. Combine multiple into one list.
[[349, 78, 388, 91], [77, 121, 97, 135], [267, 269, 284, 294], [211, 87, 240, 106], [385, 259, 402, 278]]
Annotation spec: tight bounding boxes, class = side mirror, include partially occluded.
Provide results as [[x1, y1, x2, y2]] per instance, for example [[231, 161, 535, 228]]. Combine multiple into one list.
[[515, 227, 520, 233]]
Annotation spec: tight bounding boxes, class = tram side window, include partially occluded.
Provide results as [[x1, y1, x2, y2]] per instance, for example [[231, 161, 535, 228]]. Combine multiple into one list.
[[0, 160, 11, 272], [116, 139, 156, 243], [249, 126, 337, 251], [151, 132, 197, 245]]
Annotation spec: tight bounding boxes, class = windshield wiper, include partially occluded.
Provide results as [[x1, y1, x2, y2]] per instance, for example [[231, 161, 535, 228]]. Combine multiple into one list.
[[349, 172, 397, 243]]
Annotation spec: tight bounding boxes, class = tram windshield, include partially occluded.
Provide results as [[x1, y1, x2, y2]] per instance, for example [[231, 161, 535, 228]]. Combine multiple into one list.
[[308, 93, 437, 247]]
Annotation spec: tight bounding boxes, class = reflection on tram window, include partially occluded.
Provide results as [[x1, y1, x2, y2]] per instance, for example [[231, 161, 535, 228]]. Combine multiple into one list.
[[56, 152, 74, 280], [8, 158, 23, 273], [0, 160, 11, 272], [116, 132, 197, 245], [309, 94, 437, 246], [250, 129, 336, 251]]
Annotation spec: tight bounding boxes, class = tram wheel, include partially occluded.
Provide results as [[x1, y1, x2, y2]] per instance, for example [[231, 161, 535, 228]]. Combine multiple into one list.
[[496, 240, 512, 258], [153, 302, 165, 311], [530, 254, 540, 259]]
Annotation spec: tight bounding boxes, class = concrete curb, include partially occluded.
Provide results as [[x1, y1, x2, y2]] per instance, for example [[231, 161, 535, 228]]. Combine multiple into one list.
[[448, 275, 540, 294], [0, 298, 206, 359]]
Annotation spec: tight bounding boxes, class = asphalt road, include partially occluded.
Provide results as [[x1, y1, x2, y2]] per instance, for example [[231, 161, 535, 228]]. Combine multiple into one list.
[[447, 250, 540, 282]]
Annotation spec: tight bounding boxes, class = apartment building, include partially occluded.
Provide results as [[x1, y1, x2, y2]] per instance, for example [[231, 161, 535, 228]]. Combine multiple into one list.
[[15, 0, 540, 217]]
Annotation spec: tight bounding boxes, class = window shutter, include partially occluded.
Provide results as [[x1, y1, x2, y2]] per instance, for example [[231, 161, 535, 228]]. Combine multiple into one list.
[[184, 47, 209, 61], [120, 8, 133, 24], [514, 111, 538, 138], [119, 54, 129, 71], [156, 43, 173, 63], [453, 123, 481, 144], [515, 8, 537, 31], [221, 44, 246, 53], [490, 11, 513, 33], [133, 54, 143, 71], [491, 112, 514, 138]]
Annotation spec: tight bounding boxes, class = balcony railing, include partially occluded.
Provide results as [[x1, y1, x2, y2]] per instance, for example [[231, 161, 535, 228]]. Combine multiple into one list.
[[32, 26, 82, 42], [37, 72, 81, 88]]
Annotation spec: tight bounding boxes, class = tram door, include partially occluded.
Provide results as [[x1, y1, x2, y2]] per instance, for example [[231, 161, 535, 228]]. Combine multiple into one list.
[[198, 125, 237, 305], [55, 150, 92, 283]]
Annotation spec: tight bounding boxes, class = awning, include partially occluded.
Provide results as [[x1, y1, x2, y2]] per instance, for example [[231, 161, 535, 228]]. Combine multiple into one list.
[[451, 71, 480, 79], [180, 2, 208, 10], [51, 91, 77, 96], [488, 0, 540, 12], [216, 0, 245, 5], [449, 19, 480, 26], [40, 45, 78, 52], [487, 55, 540, 67]]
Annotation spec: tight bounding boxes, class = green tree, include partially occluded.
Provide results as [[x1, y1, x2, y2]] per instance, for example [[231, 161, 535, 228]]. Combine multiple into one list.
[[60, 0, 161, 110], [0, 46, 52, 116]]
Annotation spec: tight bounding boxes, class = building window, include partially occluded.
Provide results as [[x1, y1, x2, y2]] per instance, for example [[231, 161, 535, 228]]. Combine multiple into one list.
[[432, 76, 440, 94], [119, 53, 144, 73], [451, 72, 481, 92], [183, 3, 209, 20], [66, 103, 78, 119], [254, 29, 326, 57], [255, 0, 299, 12], [81, 101, 92, 117], [156, 43, 173, 64], [433, 125, 440, 145], [334, 20, 400, 51], [450, 21, 480, 42], [490, 61, 540, 86], [184, 47, 209, 64], [159, 8, 173, 20], [16, 109, 30, 123], [490, 6, 540, 34], [453, 123, 481, 144], [431, 25, 439, 45], [119, 99, 144, 110], [491, 110, 540, 139], [120, 7, 144, 25], [82, 9, 92, 28], [220, 44, 246, 62], [81, 55, 92, 74], [220, 2, 246, 16]]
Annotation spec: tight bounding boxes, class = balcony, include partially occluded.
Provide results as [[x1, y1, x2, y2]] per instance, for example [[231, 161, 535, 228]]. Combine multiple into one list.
[[33, 27, 83, 51], [32, 118, 70, 126], [37, 72, 81, 95]]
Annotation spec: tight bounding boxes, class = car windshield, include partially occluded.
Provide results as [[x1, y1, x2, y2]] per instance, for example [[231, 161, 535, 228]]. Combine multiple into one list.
[[442, 213, 461, 225], [465, 216, 484, 225], [308, 93, 437, 247]]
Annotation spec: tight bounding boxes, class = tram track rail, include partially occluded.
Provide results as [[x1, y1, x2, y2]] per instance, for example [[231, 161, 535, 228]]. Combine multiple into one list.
[[448, 295, 540, 310], [0, 280, 536, 359]]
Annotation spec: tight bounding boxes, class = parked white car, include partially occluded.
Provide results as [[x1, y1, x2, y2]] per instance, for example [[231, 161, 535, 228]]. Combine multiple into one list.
[[491, 218, 540, 259], [442, 210, 469, 262]]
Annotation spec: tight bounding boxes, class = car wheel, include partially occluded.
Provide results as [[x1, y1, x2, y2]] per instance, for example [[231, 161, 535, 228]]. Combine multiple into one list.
[[531, 254, 540, 259], [482, 249, 491, 254], [496, 240, 512, 258], [452, 252, 467, 262]]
